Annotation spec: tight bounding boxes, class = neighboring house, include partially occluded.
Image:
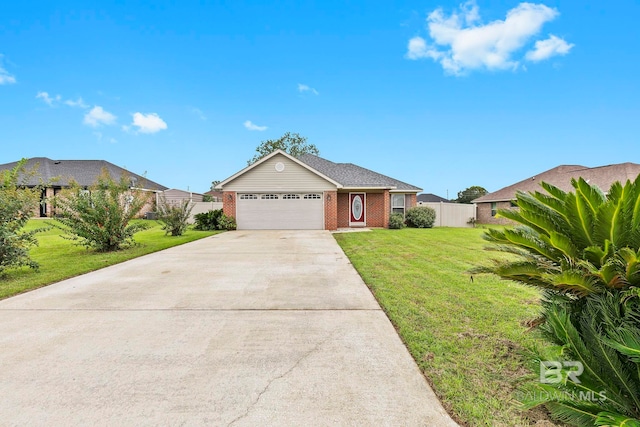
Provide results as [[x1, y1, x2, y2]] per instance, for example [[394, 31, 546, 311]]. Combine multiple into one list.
[[203, 190, 223, 202], [473, 162, 640, 224], [0, 157, 167, 217], [417, 193, 449, 204], [215, 150, 422, 230], [161, 189, 204, 205]]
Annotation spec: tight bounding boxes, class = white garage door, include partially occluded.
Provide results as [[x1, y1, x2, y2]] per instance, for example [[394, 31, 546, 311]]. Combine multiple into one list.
[[236, 193, 324, 230]]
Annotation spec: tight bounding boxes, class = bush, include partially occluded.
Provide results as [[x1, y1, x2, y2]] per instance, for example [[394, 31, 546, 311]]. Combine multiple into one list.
[[388, 213, 405, 229], [0, 159, 42, 273], [478, 176, 640, 425], [405, 206, 436, 228], [54, 169, 151, 251], [218, 214, 236, 231], [194, 209, 223, 231], [156, 198, 193, 236]]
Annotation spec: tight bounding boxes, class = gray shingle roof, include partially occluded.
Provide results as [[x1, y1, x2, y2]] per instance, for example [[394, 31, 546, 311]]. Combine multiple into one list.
[[297, 153, 422, 192], [0, 157, 167, 191], [473, 163, 640, 203], [417, 193, 449, 203]]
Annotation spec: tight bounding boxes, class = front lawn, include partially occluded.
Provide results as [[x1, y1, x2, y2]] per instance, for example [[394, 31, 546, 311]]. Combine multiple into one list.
[[0, 219, 219, 300], [334, 228, 554, 427]]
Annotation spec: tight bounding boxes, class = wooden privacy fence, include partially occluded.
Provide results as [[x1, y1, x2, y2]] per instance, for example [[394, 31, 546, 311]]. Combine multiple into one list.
[[418, 202, 476, 228]]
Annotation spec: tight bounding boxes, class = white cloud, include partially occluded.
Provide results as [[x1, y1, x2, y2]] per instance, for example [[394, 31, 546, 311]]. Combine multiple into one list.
[[298, 83, 319, 95], [0, 55, 16, 85], [36, 91, 61, 106], [83, 106, 117, 127], [129, 112, 168, 134], [407, 1, 572, 75], [243, 120, 268, 131], [65, 97, 89, 108], [525, 34, 574, 61]]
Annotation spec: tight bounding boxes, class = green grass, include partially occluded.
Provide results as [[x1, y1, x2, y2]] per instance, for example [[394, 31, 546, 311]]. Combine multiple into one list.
[[334, 227, 556, 427], [0, 219, 219, 300]]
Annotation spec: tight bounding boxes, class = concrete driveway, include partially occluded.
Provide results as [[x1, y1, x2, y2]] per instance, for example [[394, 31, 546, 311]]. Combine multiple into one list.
[[0, 230, 458, 426]]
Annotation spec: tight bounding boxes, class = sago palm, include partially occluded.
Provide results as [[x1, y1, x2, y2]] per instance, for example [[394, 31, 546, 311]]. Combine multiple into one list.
[[477, 175, 640, 427]]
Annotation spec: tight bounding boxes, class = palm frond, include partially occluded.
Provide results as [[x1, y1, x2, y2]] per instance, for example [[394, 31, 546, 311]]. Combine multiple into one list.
[[596, 411, 640, 427]]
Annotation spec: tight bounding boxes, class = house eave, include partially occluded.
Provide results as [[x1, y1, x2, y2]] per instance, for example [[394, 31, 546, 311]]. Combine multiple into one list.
[[215, 150, 343, 190]]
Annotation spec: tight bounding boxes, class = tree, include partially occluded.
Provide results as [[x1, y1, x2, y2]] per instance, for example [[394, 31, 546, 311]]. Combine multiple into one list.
[[210, 180, 221, 192], [156, 197, 193, 236], [476, 177, 640, 426], [454, 186, 487, 203], [0, 159, 42, 274], [54, 169, 151, 251], [247, 132, 319, 165]]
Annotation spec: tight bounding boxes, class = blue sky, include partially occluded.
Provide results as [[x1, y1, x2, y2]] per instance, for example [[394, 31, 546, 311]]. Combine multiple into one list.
[[1, 1, 638, 196]]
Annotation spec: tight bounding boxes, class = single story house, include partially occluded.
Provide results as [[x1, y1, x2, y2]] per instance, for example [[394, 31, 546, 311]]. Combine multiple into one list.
[[0, 157, 167, 217], [473, 162, 640, 224], [203, 190, 223, 202], [215, 150, 422, 230], [161, 189, 205, 205]]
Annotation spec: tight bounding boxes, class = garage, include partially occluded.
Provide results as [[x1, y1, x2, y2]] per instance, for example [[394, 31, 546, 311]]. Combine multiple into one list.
[[236, 193, 324, 230]]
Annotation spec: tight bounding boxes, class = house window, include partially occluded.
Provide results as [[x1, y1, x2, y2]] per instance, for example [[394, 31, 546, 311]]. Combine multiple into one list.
[[391, 194, 405, 215], [261, 194, 278, 199], [303, 194, 322, 199], [240, 194, 258, 200], [491, 202, 497, 217], [282, 194, 300, 200]]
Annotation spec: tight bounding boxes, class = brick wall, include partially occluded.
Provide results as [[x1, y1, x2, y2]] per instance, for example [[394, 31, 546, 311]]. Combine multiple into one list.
[[222, 191, 236, 219], [337, 193, 350, 228], [408, 193, 417, 208], [365, 192, 386, 227], [324, 191, 337, 230], [477, 201, 515, 225], [336, 191, 389, 228]]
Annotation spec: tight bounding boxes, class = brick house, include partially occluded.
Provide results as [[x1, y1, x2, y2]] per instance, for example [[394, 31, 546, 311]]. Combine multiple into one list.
[[473, 163, 640, 224], [0, 157, 167, 217], [215, 150, 422, 230]]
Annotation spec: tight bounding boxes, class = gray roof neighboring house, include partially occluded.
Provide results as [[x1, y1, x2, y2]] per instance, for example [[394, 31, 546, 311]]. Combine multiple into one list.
[[297, 153, 422, 192], [473, 162, 640, 203], [0, 157, 167, 191], [417, 193, 449, 203]]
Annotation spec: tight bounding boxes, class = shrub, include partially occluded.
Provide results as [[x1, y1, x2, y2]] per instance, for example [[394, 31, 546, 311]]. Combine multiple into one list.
[[54, 169, 151, 251], [477, 176, 640, 426], [0, 159, 42, 273], [218, 214, 236, 231], [194, 209, 223, 231], [388, 213, 405, 229], [156, 198, 193, 236], [405, 206, 436, 228]]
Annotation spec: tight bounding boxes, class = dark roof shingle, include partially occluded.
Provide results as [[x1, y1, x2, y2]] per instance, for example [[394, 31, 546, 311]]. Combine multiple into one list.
[[297, 153, 422, 192], [0, 157, 167, 191], [473, 163, 640, 203]]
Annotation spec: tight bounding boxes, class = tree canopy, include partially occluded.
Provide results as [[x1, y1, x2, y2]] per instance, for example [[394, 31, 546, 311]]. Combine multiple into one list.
[[247, 132, 319, 165], [455, 186, 488, 204]]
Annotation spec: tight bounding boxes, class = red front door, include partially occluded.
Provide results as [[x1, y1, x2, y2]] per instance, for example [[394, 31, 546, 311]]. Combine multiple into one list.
[[349, 193, 366, 226]]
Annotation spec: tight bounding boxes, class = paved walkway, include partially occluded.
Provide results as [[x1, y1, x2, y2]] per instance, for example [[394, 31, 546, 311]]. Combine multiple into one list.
[[0, 230, 458, 426]]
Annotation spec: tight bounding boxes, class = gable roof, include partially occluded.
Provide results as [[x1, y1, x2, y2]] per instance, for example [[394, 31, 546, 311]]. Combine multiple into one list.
[[473, 163, 640, 203], [0, 157, 167, 191], [216, 150, 342, 189], [417, 193, 449, 203], [297, 153, 422, 192]]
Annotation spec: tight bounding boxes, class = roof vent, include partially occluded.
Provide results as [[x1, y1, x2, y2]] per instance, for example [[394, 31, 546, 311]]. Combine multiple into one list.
[[53, 161, 61, 165]]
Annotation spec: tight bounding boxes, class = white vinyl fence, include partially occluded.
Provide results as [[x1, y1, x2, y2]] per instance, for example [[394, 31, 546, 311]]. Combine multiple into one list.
[[188, 201, 223, 223], [418, 202, 476, 228]]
